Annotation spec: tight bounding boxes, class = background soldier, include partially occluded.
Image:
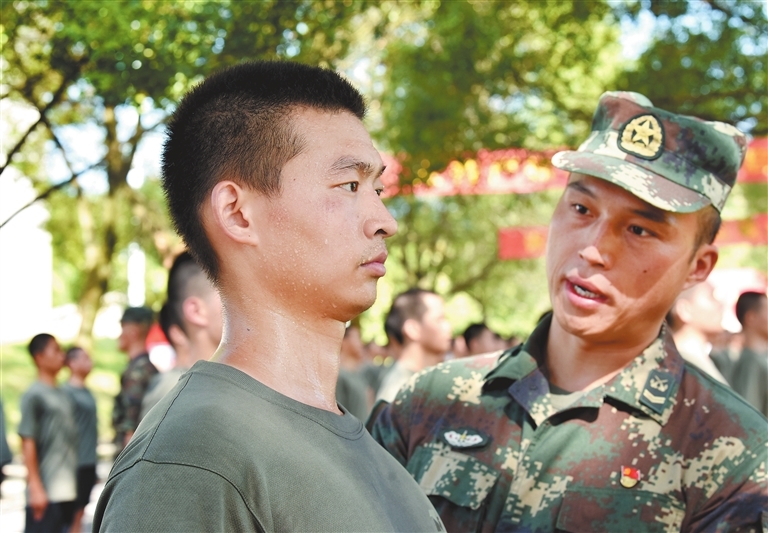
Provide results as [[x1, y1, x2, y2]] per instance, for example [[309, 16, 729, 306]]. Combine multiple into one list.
[[112, 306, 157, 453], [376, 288, 452, 403], [62, 346, 98, 533], [19, 334, 78, 533], [139, 252, 222, 421], [730, 291, 768, 416], [371, 92, 767, 531]]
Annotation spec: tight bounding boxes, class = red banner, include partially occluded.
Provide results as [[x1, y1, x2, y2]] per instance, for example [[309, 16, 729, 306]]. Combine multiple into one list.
[[738, 138, 768, 184], [498, 213, 768, 260], [498, 226, 549, 260], [714, 213, 768, 246], [381, 149, 568, 198], [382, 138, 766, 198]]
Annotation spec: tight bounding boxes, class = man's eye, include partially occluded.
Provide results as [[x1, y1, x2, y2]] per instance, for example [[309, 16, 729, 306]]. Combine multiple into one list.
[[629, 225, 649, 236], [375, 187, 384, 197], [573, 203, 588, 214], [340, 182, 359, 192]]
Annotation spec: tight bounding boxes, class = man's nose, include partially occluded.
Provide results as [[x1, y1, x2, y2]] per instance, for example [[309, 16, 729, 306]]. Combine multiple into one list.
[[578, 221, 616, 268]]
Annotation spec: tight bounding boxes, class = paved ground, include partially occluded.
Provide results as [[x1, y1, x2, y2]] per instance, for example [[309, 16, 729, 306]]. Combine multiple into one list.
[[0, 461, 111, 533]]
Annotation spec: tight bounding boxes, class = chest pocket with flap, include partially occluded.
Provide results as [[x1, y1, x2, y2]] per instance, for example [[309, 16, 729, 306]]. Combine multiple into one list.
[[406, 443, 499, 532], [555, 487, 685, 533]]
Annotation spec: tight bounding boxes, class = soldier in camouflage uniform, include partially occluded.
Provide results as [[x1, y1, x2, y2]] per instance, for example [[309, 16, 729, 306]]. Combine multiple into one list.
[[370, 92, 768, 532], [112, 306, 158, 453]]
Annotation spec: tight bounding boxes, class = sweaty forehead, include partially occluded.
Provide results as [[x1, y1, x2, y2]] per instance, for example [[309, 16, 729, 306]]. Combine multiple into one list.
[[288, 107, 379, 164]]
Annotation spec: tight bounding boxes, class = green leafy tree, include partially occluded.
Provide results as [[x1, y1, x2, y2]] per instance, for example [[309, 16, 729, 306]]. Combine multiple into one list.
[[1, 0, 368, 344], [616, 0, 767, 135], [357, 0, 625, 335], [357, 0, 766, 338]]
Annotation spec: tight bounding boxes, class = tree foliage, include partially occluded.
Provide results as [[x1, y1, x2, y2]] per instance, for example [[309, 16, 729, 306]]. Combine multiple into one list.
[[2, 0, 765, 343], [1, 0, 370, 344], [616, 0, 767, 134], [360, 0, 626, 335]]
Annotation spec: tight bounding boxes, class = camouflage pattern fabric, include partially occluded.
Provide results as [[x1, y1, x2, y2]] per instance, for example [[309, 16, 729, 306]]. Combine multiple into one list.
[[552, 91, 748, 213], [371, 315, 768, 532], [112, 352, 158, 446]]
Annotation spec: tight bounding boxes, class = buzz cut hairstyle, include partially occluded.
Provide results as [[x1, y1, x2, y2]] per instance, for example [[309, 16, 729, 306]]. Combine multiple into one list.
[[166, 251, 209, 335], [695, 205, 722, 250], [158, 302, 181, 349], [735, 291, 767, 326], [65, 346, 84, 363], [384, 288, 438, 345], [463, 323, 490, 346], [28, 333, 55, 358], [162, 60, 367, 282]]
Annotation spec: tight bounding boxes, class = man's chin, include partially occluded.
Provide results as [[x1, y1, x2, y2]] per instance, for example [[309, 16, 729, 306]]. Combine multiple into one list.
[[553, 308, 607, 336], [329, 290, 377, 322]]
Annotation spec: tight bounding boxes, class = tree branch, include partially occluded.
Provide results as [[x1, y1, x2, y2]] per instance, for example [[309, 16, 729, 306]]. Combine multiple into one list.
[[1, 114, 105, 230], [0, 74, 74, 177], [449, 255, 500, 294], [0, 158, 106, 230]]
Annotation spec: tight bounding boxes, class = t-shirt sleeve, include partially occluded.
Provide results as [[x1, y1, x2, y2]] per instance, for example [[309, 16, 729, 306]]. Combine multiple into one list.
[[94, 461, 265, 533], [17, 390, 39, 439]]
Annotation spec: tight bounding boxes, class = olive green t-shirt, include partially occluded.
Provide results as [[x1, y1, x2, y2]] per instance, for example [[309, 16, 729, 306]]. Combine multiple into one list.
[[336, 367, 370, 420], [61, 383, 98, 466], [18, 381, 78, 503], [95, 361, 444, 533]]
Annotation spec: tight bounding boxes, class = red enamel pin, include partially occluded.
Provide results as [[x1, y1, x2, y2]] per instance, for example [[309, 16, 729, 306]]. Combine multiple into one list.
[[620, 466, 641, 488]]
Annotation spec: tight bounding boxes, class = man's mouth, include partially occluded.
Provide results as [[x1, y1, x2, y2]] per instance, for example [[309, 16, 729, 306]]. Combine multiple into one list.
[[572, 283, 601, 299]]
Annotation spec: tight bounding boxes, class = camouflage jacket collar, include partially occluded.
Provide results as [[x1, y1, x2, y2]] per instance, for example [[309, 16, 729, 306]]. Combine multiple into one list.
[[483, 316, 685, 426]]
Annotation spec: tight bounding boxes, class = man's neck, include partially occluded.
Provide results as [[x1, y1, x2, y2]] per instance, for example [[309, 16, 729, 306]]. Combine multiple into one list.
[[68, 374, 86, 388], [545, 318, 660, 392], [339, 350, 361, 371], [397, 344, 441, 373], [37, 369, 58, 387], [181, 332, 219, 369], [126, 345, 147, 359], [212, 298, 345, 414], [671, 325, 710, 356], [743, 330, 768, 352]]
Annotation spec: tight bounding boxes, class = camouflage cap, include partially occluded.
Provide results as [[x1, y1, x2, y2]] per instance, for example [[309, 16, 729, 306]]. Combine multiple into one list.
[[121, 306, 154, 325], [552, 91, 748, 213]]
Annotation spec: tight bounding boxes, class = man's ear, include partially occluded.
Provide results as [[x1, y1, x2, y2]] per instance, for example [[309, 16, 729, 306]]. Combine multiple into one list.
[[402, 318, 422, 344], [673, 298, 692, 324], [682, 243, 718, 292], [209, 180, 258, 246], [167, 324, 189, 349], [182, 296, 208, 328]]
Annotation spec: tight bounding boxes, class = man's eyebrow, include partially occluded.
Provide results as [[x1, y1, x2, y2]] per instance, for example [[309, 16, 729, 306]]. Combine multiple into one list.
[[568, 178, 669, 223], [566, 180, 596, 198], [330, 156, 385, 178], [631, 206, 669, 224]]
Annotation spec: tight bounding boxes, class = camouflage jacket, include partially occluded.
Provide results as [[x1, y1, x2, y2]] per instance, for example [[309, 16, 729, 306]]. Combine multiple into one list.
[[112, 352, 158, 437], [370, 316, 768, 532]]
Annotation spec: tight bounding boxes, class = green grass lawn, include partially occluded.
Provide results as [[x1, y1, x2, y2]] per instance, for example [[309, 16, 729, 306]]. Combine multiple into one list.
[[1, 338, 126, 459]]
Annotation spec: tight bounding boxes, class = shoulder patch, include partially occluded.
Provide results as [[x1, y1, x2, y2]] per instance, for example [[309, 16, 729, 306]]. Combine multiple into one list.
[[442, 428, 490, 449], [640, 368, 673, 414]]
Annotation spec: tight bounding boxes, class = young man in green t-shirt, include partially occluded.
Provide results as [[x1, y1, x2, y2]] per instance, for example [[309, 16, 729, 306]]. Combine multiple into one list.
[[62, 346, 98, 533], [19, 333, 78, 533], [94, 61, 444, 532]]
